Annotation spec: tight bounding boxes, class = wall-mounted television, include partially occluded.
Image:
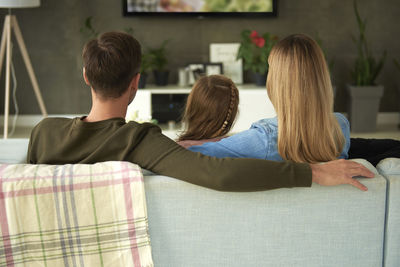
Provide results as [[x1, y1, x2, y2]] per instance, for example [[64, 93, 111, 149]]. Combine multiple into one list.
[[123, 0, 277, 17]]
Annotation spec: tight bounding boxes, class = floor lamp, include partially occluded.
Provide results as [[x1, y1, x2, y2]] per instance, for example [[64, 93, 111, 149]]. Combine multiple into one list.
[[0, 0, 47, 139]]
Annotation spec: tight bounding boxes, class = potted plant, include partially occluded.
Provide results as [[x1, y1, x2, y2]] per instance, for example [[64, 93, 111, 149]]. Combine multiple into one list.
[[149, 40, 170, 86], [138, 52, 153, 89], [346, 0, 386, 132], [237, 30, 278, 86]]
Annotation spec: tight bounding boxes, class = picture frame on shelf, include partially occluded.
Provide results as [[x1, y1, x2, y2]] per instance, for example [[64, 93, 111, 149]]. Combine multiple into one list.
[[210, 43, 243, 84], [187, 63, 205, 85], [204, 62, 223, 76]]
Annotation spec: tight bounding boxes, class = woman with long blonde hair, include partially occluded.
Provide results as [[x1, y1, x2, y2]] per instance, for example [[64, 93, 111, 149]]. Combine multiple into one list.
[[188, 34, 350, 163]]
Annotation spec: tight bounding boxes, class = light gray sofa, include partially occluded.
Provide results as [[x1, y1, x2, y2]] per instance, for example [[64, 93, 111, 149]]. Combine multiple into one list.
[[0, 139, 398, 267], [377, 158, 400, 267]]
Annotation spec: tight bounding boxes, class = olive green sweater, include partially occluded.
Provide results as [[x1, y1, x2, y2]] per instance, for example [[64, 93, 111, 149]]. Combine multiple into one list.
[[28, 117, 312, 192]]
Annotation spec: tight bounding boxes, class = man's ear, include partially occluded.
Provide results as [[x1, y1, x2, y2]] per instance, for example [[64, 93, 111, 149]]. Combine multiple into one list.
[[130, 73, 141, 93], [83, 68, 90, 86], [128, 73, 141, 104], [132, 73, 141, 89]]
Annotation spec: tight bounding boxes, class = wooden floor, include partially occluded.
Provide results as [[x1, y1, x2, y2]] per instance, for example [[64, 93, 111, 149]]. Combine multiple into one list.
[[350, 124, 400, 140]]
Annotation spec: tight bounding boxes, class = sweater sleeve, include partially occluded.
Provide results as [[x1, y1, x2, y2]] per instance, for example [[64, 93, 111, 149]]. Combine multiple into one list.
[[335, 113, 351, 159], [128, 123, 312, 192]]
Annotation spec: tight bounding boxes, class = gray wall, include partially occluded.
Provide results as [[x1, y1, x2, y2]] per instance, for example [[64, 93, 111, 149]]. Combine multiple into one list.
[[0, 0, 399, 114]]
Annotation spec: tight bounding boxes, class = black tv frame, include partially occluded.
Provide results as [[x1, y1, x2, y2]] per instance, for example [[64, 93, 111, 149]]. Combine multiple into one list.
[[122, 0, 278, 18]]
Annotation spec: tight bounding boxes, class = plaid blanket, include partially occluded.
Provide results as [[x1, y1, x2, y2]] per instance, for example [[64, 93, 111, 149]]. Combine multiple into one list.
[[0, 161, 153, 267]]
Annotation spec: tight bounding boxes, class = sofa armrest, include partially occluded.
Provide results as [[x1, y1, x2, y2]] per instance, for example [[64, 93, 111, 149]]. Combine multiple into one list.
[[0, 138, 29, 163]]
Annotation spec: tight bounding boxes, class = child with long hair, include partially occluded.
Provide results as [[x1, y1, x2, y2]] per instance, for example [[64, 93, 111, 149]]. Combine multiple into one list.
[[177, 75, 239, 148], [188, 34, 350, 163]]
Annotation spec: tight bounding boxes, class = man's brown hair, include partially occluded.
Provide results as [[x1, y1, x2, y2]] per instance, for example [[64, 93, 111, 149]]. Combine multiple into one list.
[[178, 75, 239, 141], [82, 31, 141, 98]]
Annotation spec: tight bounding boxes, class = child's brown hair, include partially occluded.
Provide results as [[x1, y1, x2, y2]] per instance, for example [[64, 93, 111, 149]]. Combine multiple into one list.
[[178, 75, 239, 141]]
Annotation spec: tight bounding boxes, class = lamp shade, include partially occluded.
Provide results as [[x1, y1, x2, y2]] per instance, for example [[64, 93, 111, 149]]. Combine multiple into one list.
[[0, 0, 40, 8]]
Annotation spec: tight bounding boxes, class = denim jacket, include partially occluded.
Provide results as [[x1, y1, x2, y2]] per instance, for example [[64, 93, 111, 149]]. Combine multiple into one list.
[[188, 113, 350, 161]]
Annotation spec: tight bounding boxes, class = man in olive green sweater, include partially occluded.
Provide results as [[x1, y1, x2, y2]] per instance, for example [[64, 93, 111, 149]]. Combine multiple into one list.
[[28, 32, 373, 192]]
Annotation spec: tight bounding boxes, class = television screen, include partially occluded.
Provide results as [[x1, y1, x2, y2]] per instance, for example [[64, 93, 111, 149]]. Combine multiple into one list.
[[124, 0, 277, 17]]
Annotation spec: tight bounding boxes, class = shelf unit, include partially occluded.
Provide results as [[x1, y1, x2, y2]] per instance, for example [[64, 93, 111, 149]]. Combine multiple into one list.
[[127, 84, 276, 138]]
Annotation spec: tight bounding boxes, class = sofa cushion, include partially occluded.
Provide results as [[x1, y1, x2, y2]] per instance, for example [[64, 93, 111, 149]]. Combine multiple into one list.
[[377, 157, 400, 174], [0, 161, 153, 267]]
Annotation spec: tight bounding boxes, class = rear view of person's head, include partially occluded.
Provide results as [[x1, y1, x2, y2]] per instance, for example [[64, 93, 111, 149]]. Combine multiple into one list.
[[179, 75, 239, 141], [82, 31, 141, 99], [267, 34, 344, 163]]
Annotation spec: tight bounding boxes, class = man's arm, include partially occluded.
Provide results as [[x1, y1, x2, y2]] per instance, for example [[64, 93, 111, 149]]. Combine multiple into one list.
[[130, 124, 374, 192]]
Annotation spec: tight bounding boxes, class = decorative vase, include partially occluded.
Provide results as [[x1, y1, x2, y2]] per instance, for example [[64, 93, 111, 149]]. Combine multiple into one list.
[[252, 72, 267, 87], [153, 70, 169, 86], [138, 73, 148, 89], [346, 84, 384, 133]]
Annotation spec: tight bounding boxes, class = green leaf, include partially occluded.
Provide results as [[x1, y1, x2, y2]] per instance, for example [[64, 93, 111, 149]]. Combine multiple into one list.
[[241, 30, 252, 42], [80, 16, 99, 39], [370, 50, 387, 84], [85, 16, 92, 28], [124, 27, 134, 35], [351, 0, 385, 85], [394, 59, 400, 71]]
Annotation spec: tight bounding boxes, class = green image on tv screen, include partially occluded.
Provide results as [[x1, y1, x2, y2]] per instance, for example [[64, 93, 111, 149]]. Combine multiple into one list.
[[127, 0, 274, 13]]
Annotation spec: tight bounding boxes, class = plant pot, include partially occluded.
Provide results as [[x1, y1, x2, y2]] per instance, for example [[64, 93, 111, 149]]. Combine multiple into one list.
[[252, 72, 267, 87], [138, 73, 148, 89], [153, 70, 169, 86], [346, 84, 384, 133]]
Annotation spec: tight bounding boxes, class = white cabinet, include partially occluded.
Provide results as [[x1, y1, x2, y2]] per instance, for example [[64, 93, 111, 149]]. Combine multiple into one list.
[[233, 88, 276, 133], [127, 85, 276, 135]]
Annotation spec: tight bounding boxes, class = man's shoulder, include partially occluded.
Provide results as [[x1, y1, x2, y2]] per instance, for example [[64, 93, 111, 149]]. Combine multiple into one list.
[[125, 121, 161, 131], [33, 117, 75, 131], [38, 117, 74, 124]]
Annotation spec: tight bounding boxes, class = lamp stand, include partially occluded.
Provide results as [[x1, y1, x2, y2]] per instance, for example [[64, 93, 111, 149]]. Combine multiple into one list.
[[0, 14, 47, 139]]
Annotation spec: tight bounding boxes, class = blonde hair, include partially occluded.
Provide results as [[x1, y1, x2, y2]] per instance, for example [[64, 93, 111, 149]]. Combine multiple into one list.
[[267, 34, 344, 163], [178, 75, 239, 141]]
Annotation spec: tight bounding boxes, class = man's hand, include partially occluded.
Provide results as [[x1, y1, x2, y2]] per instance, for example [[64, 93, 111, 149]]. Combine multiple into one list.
[[310, 159, 375, 191]]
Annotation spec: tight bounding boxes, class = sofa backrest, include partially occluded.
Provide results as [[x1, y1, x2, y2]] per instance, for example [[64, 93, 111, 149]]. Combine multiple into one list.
[[144, 159, 387, 267], [377, 158, 400, 267]]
